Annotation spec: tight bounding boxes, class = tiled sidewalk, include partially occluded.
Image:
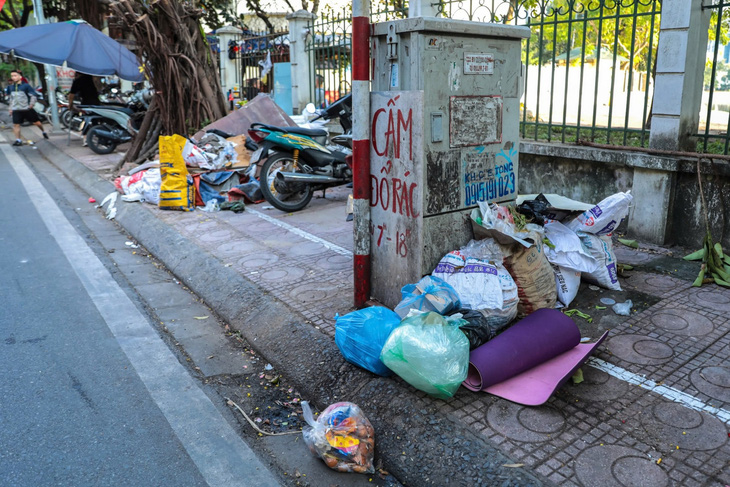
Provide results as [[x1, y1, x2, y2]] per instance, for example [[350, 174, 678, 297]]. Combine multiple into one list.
[[35, 127, 730, 487]]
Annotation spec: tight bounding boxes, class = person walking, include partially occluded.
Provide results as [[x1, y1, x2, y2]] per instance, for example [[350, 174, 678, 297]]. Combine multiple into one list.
[[6, 69, 48, 146], [67, 72, 100, 110]]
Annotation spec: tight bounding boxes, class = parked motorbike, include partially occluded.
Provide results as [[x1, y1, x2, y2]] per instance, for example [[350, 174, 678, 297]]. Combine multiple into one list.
[[70, 88, 151, 154], [247, 94, 353, 212]]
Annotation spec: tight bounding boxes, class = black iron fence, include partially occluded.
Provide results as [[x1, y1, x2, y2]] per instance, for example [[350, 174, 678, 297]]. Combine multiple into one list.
[[229, 30, 289, 102], [305, 5, 407, 106], [699, 0, 730, 154]]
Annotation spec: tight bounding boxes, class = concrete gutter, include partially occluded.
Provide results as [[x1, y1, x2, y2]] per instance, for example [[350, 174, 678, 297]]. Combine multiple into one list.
[[35, 140, 545, 487]]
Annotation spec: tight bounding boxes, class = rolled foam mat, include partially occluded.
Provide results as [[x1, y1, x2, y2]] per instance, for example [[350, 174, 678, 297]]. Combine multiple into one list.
[[463, 308, 608, 405]]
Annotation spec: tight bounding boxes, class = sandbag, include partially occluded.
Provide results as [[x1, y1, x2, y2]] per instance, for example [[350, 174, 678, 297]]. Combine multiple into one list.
[[393, 275, 460, 319], [335, 307, 401, 376], [159, 135, 195, 211], [380, 311, 469, 399], [565, 191, 633, 236], [578, 232, 621, 290], [502, 240, 557, 317]]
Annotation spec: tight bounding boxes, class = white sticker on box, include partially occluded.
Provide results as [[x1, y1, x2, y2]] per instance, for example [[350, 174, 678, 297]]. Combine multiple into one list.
[[464, 53, 494, 75]]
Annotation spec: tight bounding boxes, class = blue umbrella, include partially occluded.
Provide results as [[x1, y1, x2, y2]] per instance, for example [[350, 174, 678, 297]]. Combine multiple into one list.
[[0, 20, 144, 81]]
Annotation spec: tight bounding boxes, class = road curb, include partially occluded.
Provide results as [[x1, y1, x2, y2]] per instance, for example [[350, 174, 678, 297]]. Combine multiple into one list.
[[35, 140, 546, 486]]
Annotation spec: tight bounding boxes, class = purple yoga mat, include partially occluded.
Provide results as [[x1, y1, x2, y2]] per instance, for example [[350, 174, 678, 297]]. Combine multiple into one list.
[[464, 308, 607, 405]]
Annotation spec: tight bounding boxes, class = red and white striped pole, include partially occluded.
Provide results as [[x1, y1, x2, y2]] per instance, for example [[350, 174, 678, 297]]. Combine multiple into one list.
[[352, 0, 371, 308]]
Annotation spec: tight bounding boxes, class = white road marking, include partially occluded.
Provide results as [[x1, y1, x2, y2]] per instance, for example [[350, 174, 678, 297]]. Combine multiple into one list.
[[588, 357, 730, 424], [248, 207, 353, 256], [2, 143, 281, 487]]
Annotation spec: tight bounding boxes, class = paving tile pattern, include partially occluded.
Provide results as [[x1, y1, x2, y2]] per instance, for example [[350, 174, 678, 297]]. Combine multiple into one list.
[[55, 137, 730, 487], [153, 205, 730, 487]]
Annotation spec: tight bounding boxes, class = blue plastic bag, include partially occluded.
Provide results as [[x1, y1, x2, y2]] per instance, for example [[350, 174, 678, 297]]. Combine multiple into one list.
[[394, 275, 461, 318], [335, 306, 401, 376]]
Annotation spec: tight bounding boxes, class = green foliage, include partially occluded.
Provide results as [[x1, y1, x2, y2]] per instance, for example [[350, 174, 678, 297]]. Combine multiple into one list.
[[199, 0, 239, 31], [0, 0, 33, 30], [524, 0, 661, 72], [704, 60, 730, 91]]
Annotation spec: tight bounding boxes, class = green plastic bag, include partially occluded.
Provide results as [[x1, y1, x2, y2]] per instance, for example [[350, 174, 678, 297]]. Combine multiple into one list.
[[380, 312, 469, 399]]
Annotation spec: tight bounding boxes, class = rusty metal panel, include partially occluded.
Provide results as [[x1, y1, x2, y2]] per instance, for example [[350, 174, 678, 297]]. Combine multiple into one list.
[[449, 95, 502, 147], [370, 90, 424, 307], [193, 94, 296, 140]]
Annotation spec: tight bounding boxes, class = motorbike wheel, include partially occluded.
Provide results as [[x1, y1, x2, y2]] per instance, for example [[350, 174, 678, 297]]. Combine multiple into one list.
[[61, 109, 74, 128], [86, 125, 118, 155], [259, 152, 314, 212]]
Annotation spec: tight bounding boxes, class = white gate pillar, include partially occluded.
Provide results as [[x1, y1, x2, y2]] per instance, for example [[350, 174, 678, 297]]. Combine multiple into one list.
[[287, 10, 317, 115]]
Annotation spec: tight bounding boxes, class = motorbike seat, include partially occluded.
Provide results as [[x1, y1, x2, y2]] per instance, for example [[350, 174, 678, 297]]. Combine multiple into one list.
[[80, 104, 135, 116], [257, 124, 327, 138]]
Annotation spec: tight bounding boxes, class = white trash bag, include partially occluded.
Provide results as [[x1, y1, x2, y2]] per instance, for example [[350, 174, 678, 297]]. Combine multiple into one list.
[[544, 220, 598, 273], [565, 191, 633, 236], [578, 232, 622, 291]]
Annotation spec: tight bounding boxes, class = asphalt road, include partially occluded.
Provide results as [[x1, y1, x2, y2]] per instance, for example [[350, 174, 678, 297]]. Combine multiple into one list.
[[0, 141, 281, 486]]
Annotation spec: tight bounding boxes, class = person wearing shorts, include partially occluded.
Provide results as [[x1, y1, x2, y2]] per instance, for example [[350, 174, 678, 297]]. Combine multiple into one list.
[[6, 70, 48, 146]]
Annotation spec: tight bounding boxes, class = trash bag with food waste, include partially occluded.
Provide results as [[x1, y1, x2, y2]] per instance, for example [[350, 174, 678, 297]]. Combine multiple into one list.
[[302, 401, 375, 474]]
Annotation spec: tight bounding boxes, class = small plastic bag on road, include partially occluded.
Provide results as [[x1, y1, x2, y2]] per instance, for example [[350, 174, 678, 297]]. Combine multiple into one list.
[[302, 401, 375, 474], [612, 300, 632, 316]]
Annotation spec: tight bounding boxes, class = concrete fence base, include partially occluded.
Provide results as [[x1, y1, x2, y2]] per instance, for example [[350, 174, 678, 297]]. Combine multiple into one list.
[[519, 141, 730, 250]]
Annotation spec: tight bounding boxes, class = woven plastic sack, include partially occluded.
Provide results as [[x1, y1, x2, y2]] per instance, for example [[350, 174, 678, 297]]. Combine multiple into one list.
[[578, 232, 622, 291], [432, 251, 518, 330], [159, 134, 195, 211], [380, 311, 469, 399], [394, 275, 461, 319], [565, 191, 633, 236], [502, 237, 557, 317], [335, 307, 401, 376], [302, 401, 375, 474]]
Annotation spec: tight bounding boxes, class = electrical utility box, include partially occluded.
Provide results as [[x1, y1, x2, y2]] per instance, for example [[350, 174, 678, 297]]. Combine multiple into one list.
[[369, 17, 530, 307]]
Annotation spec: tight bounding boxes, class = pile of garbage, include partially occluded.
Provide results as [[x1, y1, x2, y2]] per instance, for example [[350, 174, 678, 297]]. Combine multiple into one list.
[[335, 191, 633, 402], [113, 132, 262, 212]]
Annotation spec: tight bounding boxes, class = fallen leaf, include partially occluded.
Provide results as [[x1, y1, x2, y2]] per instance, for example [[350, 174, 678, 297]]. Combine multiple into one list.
[[571, 368, 584, 384], [618, 238, 639, 249], [194, 316, 209, 320], [502, 463, 524, 468]]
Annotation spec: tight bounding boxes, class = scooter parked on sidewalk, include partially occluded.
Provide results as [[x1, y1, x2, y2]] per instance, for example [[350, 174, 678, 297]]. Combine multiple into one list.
[[70, 88, 150, 154], [247, 94, 353, 212]]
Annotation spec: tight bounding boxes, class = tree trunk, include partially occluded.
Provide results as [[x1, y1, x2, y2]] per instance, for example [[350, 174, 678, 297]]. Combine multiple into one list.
[[110, 0, 227, 161]]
